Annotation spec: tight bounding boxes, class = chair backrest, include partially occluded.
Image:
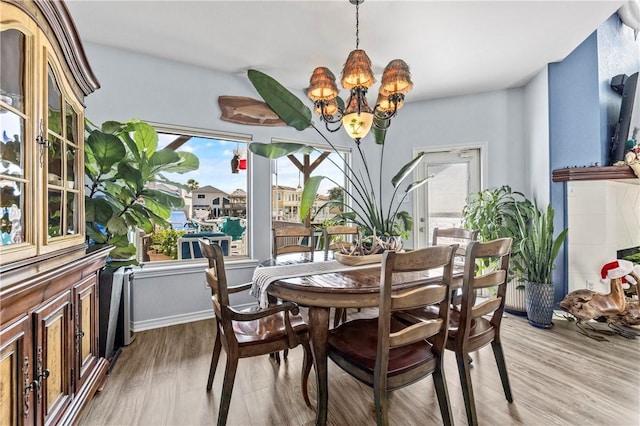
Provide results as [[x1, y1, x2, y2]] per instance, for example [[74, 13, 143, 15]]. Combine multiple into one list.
[[178, 233, 231, 259], [457, 238, 512, 344], [432, 227, 479, 258], [376, 245, 457, 391], [272, 226, 314, 259], [198, 239, 229, 312], [323, 225, 360, 257], [199, 240, 236, 342]]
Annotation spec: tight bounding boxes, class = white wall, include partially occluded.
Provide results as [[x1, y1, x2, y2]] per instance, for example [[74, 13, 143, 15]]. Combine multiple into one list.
[[390, 88, 527, 195], [83, 42, 531, 329], [523, 66, 550, 205]]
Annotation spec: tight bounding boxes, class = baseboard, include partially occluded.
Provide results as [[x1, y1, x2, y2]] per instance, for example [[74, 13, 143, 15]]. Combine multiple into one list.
[[131, 310, 214, 332], [130, 302, 255, 332]]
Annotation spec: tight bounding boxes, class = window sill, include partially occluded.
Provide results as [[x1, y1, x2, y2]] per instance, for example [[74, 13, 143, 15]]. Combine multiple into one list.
[[132, 257, 260, 278]]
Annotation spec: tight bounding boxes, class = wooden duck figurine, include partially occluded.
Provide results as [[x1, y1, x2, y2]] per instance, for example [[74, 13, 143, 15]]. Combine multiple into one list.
[[601, 296, 640, 329], [597, 265, 640, 336], [559, 260, 635, 340]]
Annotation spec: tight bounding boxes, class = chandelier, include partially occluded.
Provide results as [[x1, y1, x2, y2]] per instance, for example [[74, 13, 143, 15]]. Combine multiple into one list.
[[306, 0, 413, 144]]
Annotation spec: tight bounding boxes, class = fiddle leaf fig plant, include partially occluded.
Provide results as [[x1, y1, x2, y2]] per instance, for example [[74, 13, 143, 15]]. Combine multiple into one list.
[[246, 69, 428, 237], [85, 119, 199, 269]]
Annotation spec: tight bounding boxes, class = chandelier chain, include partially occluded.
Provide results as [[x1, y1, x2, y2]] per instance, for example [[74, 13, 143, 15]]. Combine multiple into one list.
[[355, 0, 360, 49]]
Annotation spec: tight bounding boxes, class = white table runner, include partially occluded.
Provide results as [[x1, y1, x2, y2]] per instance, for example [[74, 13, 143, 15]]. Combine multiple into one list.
[[251, 260, 379, 307]]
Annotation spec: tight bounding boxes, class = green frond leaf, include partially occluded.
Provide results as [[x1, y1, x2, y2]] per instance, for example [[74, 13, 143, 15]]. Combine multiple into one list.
[[248, 69, 312, 131], [391, 152, 425, 188]]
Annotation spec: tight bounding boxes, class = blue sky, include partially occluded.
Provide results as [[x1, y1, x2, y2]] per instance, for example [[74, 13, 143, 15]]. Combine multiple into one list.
[[158, 134, 346, 195]]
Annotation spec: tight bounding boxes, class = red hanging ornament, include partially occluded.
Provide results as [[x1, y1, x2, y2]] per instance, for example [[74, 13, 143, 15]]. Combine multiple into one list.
[[238, 148, 247, 170]]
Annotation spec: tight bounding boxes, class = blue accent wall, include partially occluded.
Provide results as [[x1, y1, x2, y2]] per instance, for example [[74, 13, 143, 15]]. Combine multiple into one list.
[[548, 33, 599, 303], [597, 15, 640, 165], [548, 13, 639, 302]]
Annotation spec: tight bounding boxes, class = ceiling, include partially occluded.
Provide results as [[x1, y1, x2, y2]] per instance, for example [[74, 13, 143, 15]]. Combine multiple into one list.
[[65, 0, 624, 102]]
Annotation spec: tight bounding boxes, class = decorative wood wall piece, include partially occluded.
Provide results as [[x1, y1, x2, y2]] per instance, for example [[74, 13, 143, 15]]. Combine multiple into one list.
[[218, 96, 285, 126]]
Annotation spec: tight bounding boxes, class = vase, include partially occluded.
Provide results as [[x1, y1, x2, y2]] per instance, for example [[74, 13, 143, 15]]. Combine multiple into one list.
[[525, 281, 555, 328], [504, 277, 527, 316]]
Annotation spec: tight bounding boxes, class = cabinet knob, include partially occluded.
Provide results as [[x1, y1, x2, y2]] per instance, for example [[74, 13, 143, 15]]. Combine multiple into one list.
[[39, 369, 50, 381]]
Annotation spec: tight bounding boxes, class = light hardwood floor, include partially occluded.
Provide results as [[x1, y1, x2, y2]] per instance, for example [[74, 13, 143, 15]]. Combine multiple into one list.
[[79, 311, 640, 425]]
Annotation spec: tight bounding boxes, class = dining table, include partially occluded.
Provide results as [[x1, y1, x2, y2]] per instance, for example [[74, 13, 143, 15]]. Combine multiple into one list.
[[253, 251, 462, 425]]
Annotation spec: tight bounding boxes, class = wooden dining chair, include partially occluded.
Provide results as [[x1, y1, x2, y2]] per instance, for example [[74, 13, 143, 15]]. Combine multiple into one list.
[[273, 226, 315, 260], [271, 226, 315, 361], [327, 245, 458, 425], [323, 225, 361, 258], [432, 227, 479, 258], [199, 239, 313, 426], [395, 238, 513, 426], [433, 227, 479, 305]]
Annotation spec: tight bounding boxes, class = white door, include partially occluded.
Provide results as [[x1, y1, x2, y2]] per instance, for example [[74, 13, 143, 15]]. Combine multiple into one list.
[[414, 149, 481, 248]]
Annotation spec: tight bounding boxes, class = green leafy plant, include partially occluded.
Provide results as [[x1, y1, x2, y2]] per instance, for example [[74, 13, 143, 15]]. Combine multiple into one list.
[[246, 69, 428, 237], [623, 252, 640, 264], [462, 185, 534, 275], [514, 202, 568, 284], [85, 119, 199, 269], [152, 228, 185, 259]]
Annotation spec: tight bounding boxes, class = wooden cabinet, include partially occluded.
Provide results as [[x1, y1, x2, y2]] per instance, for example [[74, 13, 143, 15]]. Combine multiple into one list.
[[0, 1, 108, 424], [1, 248, 111, 425], [72, 276, 100, 395], [1, 0, 99, 263], [31, 291, 73, 425], [0, 315, 33, 426]]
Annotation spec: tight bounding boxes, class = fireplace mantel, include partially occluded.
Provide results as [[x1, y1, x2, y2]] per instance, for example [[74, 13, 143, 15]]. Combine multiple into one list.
[[552, 165, 636, 182]]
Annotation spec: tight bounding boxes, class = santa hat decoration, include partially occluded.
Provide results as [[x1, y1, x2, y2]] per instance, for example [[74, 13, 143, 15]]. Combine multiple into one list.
[[600, 259, 635, 284]]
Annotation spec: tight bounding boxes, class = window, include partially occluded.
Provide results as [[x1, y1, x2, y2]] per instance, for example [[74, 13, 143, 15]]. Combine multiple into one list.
[[141, 124, 251, 262], [413, 148, 481, 249], [271, 140, 350, 228]]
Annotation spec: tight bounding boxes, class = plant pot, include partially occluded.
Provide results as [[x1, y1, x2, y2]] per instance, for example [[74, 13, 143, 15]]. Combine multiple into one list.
[[504, 277, 527, 316], [525, 281, 555, 328], [99, 267, 132, 364]]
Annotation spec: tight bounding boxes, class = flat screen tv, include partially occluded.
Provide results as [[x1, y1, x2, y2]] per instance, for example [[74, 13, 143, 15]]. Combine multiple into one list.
[[611, 71, 639, 164]]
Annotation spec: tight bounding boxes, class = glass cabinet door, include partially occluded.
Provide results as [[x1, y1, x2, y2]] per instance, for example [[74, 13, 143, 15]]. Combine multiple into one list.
[[1, 3, 90, 266], [45, 64, 81, 242], [0, 28, 29, 252]]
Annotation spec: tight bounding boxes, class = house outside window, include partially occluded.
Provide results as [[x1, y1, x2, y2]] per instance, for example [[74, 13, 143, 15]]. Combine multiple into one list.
[[139, 124, 251, 262], [271, 140, 350, 230]]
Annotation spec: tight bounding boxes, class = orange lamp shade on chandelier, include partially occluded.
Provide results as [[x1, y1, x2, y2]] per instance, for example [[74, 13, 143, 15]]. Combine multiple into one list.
[[306, 0, 413, 144]]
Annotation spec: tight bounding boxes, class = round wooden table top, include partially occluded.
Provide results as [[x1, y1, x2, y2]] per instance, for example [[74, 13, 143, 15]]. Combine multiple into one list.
[[264, 251, 453, 308]]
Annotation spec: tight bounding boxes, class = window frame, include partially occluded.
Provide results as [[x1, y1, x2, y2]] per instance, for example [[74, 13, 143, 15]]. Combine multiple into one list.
[[142, 122, 252, 264], [269, 137, 352, 227]]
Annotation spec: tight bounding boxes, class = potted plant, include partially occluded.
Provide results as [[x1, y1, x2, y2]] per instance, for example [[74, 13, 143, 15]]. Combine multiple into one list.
[[514, 203, 568, 328], [245, 70, 428, 252], [85, 119, 199, 267], [84, 118, 199, 358], [461, 185, 534, 314]]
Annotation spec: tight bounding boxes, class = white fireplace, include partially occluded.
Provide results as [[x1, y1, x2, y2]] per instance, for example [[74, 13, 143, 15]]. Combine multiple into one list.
[[566, 179, 640, 293]]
